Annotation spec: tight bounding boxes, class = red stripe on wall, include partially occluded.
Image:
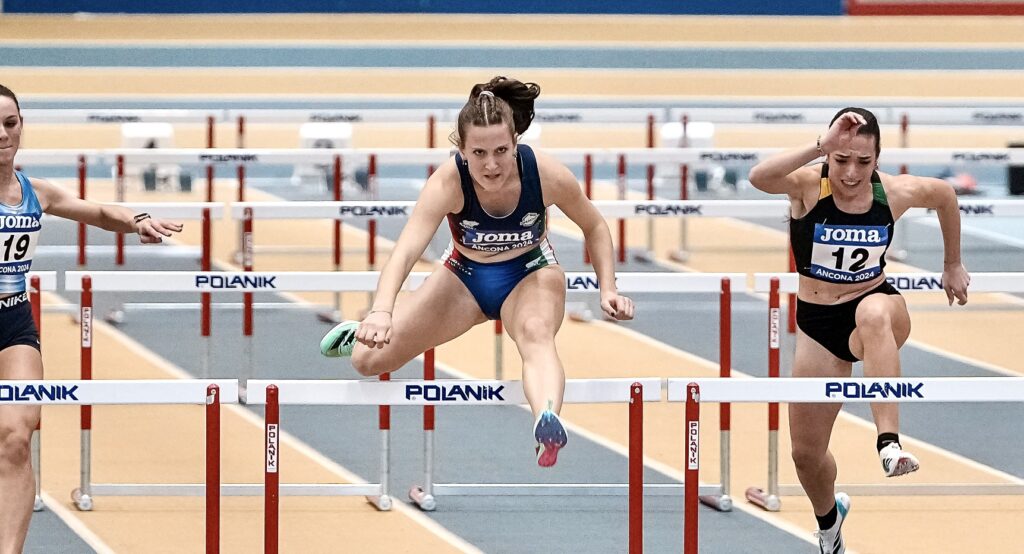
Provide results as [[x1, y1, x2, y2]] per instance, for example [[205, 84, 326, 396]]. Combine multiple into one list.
[[848, 1, 1024, 15]]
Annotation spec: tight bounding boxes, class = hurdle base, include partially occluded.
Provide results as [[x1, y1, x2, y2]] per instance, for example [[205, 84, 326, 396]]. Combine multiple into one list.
[[316, 310, 343, 324], [366, 494, 393, 512], [409, 486, 436, 511], [744, 486, 780, 512], [632, 251, 655, 264], [698, 494, 732, 512], [668, 250, 691, 263], [567, 304, 593, 323], [105, 309, 126, 325], [71, 488, 93, 511], [33, 495, 44, 512]]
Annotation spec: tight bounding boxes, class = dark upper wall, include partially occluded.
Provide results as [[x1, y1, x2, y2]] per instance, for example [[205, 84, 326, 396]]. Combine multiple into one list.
[[3, 0, 843, 15]]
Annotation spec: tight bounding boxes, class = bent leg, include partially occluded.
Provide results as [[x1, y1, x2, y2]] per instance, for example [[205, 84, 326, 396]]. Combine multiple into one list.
[[500, 265, 566, 419], [849, 293, 911, 436], [351, 266, 487, 376], [790, 330, 851, 517], [0, 345, 42, 554]]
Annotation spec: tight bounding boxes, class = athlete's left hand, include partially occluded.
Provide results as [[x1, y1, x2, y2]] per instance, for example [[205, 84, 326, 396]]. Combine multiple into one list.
[[137, 218, 184, 244], [943, 262, 970, 306], [601, 291, 635, 321]]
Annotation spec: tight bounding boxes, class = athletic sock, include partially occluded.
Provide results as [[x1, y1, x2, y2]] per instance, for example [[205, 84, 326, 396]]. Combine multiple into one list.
[[815, 504, 838, 530], [877, 432, 900, 453]]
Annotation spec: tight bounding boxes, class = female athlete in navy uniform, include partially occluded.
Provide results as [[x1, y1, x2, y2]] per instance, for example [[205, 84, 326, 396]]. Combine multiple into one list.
[[0, 84, 183, 552], [321, 76, 634, 467], [750, 108, 970, 553]]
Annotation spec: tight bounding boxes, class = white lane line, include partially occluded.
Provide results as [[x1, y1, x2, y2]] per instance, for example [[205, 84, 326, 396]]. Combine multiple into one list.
[[36, 288, 481, 554], [37, 492, 117, 554]]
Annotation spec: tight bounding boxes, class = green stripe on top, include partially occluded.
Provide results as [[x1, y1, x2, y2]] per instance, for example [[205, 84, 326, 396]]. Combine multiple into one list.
[[872, 177, 888, 206]]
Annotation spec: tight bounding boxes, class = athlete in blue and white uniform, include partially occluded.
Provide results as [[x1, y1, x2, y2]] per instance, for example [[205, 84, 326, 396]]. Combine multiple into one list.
[[750, 108, 969, 554], [321, 76, 634, 467], [0, 84, 183, 552]]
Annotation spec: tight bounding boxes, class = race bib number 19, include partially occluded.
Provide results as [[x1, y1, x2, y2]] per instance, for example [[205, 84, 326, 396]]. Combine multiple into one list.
[[0, 230, 40, 275], [809, 223, 888, 283]]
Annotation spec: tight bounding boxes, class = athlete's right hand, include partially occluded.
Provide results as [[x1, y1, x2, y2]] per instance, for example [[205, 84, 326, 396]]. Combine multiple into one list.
[[818, 111, 867, 155], [357, 311, 393, 349]]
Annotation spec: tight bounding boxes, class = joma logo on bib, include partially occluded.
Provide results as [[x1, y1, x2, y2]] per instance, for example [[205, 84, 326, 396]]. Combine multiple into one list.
[[0, 215, 41, 231], [815, 225, 887, 245], [469, 231, 534, 244]]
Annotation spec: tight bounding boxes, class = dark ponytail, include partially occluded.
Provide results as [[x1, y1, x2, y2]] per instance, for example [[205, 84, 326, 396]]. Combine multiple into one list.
[[451, 76, 541, 147]]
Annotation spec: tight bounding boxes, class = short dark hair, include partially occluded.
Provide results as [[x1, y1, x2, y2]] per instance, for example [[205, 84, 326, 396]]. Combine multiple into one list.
[[451, 76, 540, 148], [0, 84, 21, 114], [830, 107, 880, 157]]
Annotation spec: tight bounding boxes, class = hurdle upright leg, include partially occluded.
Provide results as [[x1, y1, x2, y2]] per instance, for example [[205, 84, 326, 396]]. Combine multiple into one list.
[[366, 373, 393, 511], [30, 276, 44, 512], [409, 349, 437, 511]]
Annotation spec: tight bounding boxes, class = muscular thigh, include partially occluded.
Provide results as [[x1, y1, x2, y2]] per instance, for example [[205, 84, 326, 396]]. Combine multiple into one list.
[[500, 265, 566, 343], [849, 293, 911, 359], [789, 330, 850, 448], [0, 345, 43, 432], [356, 266, 487, 366]]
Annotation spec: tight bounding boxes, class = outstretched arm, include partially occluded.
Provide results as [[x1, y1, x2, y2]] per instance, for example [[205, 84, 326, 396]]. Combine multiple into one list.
[[33, 178, 182, 242], [898, 175, 970, 305], [356, 162, 459, 345], [543, 159, 634, 320]]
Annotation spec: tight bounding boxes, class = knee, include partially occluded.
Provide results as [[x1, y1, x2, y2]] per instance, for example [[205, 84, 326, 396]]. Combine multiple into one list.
[[0, 425, 32, 469], [855, 303, 891, 334], [351, 347, 394, 377], [791, 442, 826, 474], [512, 315, 557, 347]]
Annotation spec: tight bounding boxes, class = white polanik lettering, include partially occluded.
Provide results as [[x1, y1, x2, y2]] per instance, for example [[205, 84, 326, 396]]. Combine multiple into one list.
[[687, 421, 699, 470], [266, 423, 279, 473]]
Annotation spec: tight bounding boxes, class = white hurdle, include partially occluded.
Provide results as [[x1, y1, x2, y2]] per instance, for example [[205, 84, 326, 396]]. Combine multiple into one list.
[[244, 378, 667, 553], [24, 272, 57, 512], [0, 378, 236, 552], [746, 272, 1024, 512], [666, 377, 1024, 554], [61, 271, 741, 515]]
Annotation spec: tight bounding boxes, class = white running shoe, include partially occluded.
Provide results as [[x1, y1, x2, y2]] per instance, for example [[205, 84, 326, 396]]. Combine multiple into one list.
[[879, 442, 920, 477], [815, 492, 850, 554]]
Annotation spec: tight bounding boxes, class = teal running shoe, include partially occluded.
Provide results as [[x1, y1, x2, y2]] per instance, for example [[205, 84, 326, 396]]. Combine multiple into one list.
[[815, 492, 850, 554], [533, 406, 568, 468], [320, 320, 360, 357]]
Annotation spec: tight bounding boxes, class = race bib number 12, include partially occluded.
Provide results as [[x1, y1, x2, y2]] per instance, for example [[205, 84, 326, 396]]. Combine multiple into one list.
[[809, 223, 889, 283]]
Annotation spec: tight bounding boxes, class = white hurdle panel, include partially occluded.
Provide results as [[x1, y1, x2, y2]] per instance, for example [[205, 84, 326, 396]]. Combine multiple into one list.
[[669, 378, 1024, 553], [0, 378, 236, 552], [749, 273, 1024, 510], [244, 378, 684, 543], [66, 379, 238, 511]]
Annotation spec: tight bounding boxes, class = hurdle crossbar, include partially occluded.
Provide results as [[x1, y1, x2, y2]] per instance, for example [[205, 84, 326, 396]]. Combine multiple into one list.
[[248, 379, 666, 554], [674, 379, 1024, 553], [18, 146, 1024, 168], [752, 274, 1024, 510], [0, 379, 235, 553]]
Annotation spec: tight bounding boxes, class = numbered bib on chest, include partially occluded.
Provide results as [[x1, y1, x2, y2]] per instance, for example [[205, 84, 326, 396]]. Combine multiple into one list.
[[809, 223, 889, 284], [0, 216, 41, 276]]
